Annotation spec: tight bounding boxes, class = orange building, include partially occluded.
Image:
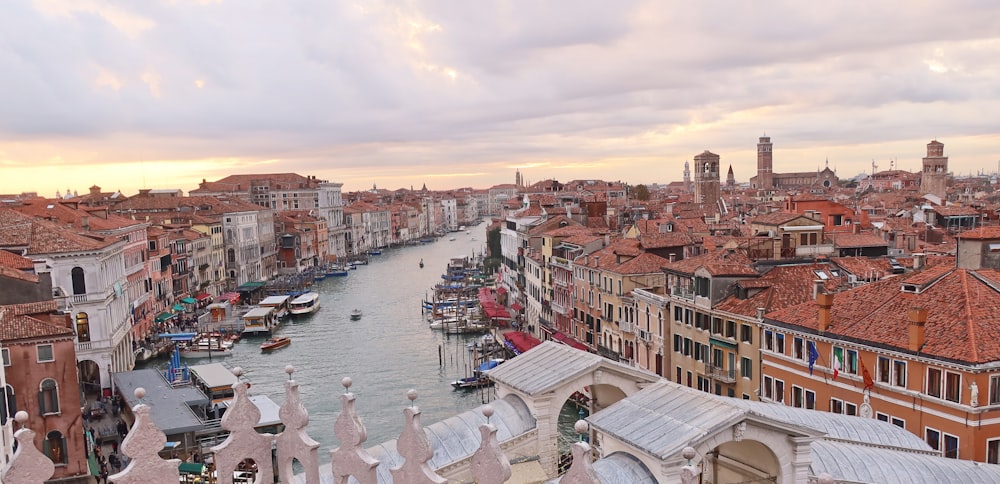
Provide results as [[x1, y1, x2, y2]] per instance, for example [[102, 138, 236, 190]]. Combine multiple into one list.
[[760, 230, 1000, 462]]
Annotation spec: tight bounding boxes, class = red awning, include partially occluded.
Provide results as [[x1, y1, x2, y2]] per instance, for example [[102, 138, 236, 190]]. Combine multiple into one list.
[[551, 331, 590, 352], [504, 331, 541, 354], [195, 293, 212, 301], [216, 292, 240, 304], [496, 287, 508, 295], [510, 302, 524, 312]]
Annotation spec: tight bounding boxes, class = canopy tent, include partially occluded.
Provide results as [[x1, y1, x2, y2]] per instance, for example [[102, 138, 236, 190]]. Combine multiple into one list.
[[551, 331, 590, 352], [504, 331, 541, 355], [194, 292, 212, 301], [154, 312, 174, 323], [171, 304, 185, 312], [180, 297, 197, 304], [216, 292, 240, 304], [510, 302, 524, 312]]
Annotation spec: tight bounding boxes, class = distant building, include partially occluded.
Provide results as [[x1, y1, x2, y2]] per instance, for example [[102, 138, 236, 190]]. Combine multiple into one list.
[[749, 136, 839, 192], [693, 150, 721, 211], [921, 140, 950, 200]]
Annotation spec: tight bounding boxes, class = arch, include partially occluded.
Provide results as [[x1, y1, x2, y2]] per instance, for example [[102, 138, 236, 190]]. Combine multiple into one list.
[[78, 360, 102, 397], [703, 439, 781, 483], [71, 266, 86, 295], [44, 430, 67, 464], [690, 422, 804, 484], [39, 378, 60, 414], [76, 312, 91, 342]]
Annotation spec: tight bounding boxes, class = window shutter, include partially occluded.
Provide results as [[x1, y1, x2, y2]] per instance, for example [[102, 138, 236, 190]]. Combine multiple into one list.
[[60, 438, 68, 464], [38, 391, 46, 415], [43, 438, 51, 458], [52, 391, 59, 413]]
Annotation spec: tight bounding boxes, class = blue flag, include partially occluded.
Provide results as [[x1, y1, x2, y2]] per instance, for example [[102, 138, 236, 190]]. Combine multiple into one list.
[[808, 341, 819, 375]]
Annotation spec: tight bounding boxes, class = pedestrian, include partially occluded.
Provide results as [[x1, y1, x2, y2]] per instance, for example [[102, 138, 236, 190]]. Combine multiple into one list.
[[99, 465, 108, 484]]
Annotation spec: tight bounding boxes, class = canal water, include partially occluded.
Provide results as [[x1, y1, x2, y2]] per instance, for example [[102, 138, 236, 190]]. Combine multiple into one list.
[[146, 224, 494, 449]]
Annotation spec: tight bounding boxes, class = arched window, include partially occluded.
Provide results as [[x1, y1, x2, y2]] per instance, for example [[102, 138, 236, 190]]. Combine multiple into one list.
[[44, 430, 67, 464], [227, 248, 236, 263], [39, 379, 59, 415], [0, 384, 15, 425], [76, 312, 91, 343], [71, 267, 86, 295]]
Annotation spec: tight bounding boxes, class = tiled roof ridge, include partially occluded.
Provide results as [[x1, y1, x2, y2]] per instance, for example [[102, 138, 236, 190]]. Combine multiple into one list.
[[960, 271, 981, 363]]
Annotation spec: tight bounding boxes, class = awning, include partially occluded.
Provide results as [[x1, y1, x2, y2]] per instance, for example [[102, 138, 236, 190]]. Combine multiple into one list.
[[511, 302, 524, 312], [216, 292, 240, 303], [154, 312, 174, 323], [179, 462, 205, 474], [496, 287, 507, 295], [180, 297, 197, 304], [172, 304, 185, 312], [551, 331, 590, 352], [195, 293, 212, 301], [235, 281, 266, 291], [504, 331, 541, 355], [709, 337, 737, 350]]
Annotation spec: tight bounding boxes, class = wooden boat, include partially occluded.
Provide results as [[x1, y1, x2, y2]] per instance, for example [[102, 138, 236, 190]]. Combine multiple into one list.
[[419, 258, 424, 268], [451, 375, 492, 389], [179, 334, 234, 359], [289, 292, 321, 315], [350, 309, 362, 320], [260, 336, 291, 352]]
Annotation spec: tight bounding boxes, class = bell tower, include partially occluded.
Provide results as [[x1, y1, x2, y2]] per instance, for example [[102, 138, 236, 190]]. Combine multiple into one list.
[[921, 140, 948, 199], [756, 136, 774, 190], [693, 151, 721, 209]]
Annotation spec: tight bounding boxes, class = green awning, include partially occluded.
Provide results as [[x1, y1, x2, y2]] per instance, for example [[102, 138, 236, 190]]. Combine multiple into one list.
[[178, 462, 205, 474], [154, 312, 174, 323], [709, 337, 737, 350], [172, 304, 185, 312], [235, 281, 266, 291], [181, 297, 197, 304]]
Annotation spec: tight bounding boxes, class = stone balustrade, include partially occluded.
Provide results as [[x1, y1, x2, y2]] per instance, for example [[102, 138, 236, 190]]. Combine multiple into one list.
[[2, 365, 605, 484]]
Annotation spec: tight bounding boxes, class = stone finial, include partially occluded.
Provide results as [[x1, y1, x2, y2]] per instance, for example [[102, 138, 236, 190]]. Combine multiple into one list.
[[1, 412, 55, 484], [390, 391, 447, 484], [817, 472, 835, 484], [560, 440, 600, 484], [211, 379, 274, 484], [276, 374, 320, 484], [107, 392, 180, 484], [330, 381, 379, 484], [680, 446, 700, 484], [469, 407, 512, 484]]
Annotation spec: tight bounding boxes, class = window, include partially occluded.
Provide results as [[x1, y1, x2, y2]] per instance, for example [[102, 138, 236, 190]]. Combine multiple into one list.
[[740, 324, 753, 344], [763, 376, 773, 400], [39, 379, 59, 415], [774, 379, 785, 404], [805, 390, 816, 410], [927, 368, 942, 398], [741, 357, 752, 379], [726, 320, 736, 338], [846, 349, 858, 374], [945, 372, 962, 403], [943, 433, 959, 459], [674, 306, 682, 323], [926, 428, 941, 451], [991, 375, 1000, 405], [694, 343, 703, 361], [894, 360, 907, 387], [845, 402, 858, 416], [891, 417, 905, 429], [831, 398, 843, 414], [775, 333, 785, 354], [878, 356, 891, 383], [876, 412, 889, 422], [1, 385, 15, 425], [764, 330, 774, 351], [712, 318, 722, 335], [792, 386, 804, 408], [793, 337, 804, 360], [70, 267, 86, 295], [673, 334, 682, 353], [75, 312, 91, 343], [1, 348, 8, 366], [37, 344, 54, 363], [988, 438, 1000, 464], [44, 430, 67, 464]]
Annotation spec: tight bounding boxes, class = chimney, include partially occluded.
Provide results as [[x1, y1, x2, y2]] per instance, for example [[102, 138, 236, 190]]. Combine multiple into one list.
[[669, 253, 677, 263], [813, 279, 824, 299], [816, 292, 834, 332], [81, 216, 90, 230], [908, 307, 928, 352], [604, 234, 610, 247], [913, 253, 926, 270], [756, 307, 766, 320], [853, 221, 861, 234]]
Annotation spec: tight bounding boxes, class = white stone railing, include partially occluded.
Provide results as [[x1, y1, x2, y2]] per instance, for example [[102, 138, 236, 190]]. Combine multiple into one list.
[[1, 365, 606, 484]]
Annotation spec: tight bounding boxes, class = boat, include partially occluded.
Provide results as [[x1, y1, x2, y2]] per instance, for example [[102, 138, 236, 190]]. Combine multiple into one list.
[[289, 292, 321, 315], [328, 265, 349, 277], [258, 295, 291, 319], [451, 375, 492, 389], [369, 249, 382, 255], [179, 334, 234, 359], [449, 237, 456, 241], [419, 259, 424, 269], [348, 262, 357, 270], [242, 306, 278, 335], [350, 309, 362, 320], [260, 336, 291, 352]]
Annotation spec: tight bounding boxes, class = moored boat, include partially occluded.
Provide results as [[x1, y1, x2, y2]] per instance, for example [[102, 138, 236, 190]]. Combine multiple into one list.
[[350, 309, 362, 320], [289, 291, 321, 315], [260, 336, 291, 352], [179, 334, 234, 359], [369, 249, 382, 255], [328, 265, 349, 277], [451, 375, 492, 389]]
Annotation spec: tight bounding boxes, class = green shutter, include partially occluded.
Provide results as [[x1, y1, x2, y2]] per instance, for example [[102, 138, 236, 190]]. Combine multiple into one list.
[[38, 391, 45, 415]]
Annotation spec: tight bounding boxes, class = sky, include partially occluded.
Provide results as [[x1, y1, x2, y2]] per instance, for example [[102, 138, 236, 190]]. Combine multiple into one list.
[[1, 1, 999, 197]]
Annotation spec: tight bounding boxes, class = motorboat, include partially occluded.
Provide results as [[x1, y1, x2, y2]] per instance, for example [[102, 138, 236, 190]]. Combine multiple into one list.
[[419, 258, 424, 269], [260, 336, 291, 352], [179, 334, 234, 359], [289, 292, 321, 315], [369, 249, 382, 255], [350, 309, 362, 320], [328, 265, 349, 277]]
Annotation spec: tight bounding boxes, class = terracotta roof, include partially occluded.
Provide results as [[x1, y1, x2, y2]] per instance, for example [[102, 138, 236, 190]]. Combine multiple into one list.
[[749, 211, 814, 226], [957, 226, 1000, 240], [831, 233, 889, 248], [766, 266, 1000, 364], [716, 263, 847, 318], [0, 250, 34, 270], [666, 247, 758, 277], [0, 208, 117, 254], [0, 302, 72, 341], [830, 257, 892, 277], [933, 205, 979, 217]]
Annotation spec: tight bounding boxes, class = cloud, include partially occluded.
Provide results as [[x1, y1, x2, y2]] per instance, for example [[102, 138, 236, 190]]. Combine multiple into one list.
[[1, 0, 999, 195]]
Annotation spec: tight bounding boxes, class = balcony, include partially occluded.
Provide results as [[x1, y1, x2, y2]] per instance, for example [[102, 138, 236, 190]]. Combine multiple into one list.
[[550, 301, 567, 315], [618, 319, 635, 334], [795, 244, 835, 257], [707, 365, 737, 384], [670, 286, 695, 300]]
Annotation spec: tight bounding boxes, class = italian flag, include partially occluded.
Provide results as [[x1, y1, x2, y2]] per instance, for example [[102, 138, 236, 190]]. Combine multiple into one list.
[[832, 352, 842, 380]]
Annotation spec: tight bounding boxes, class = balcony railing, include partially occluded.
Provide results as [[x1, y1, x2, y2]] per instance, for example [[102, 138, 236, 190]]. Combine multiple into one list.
[[795, 244, 835, 257], [670, 286, 695, 300], [707, 365, 737, 383]]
